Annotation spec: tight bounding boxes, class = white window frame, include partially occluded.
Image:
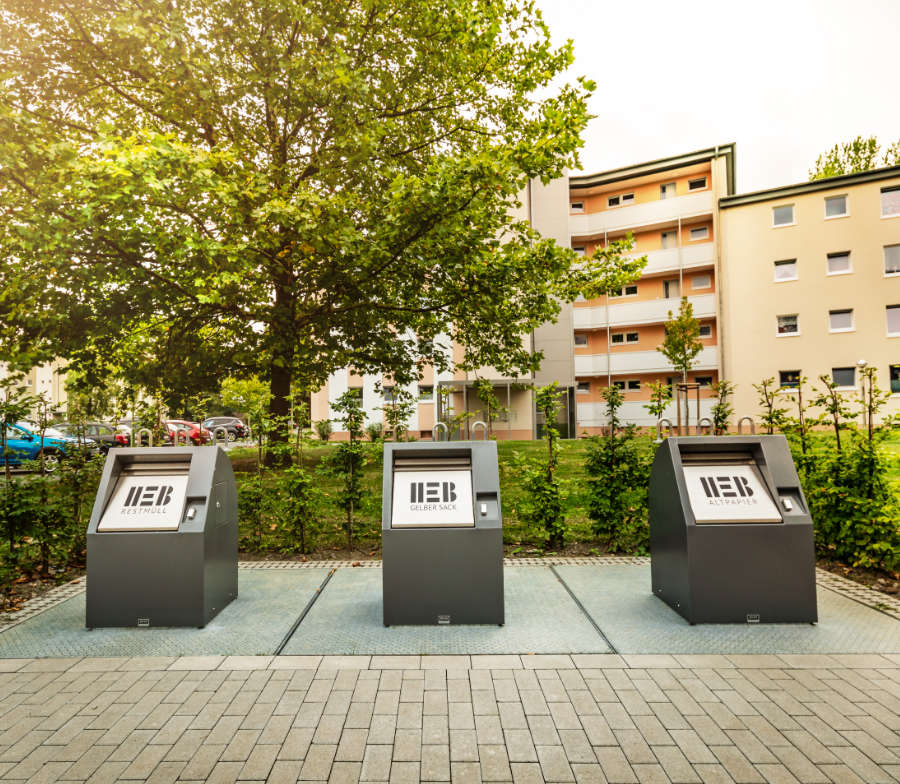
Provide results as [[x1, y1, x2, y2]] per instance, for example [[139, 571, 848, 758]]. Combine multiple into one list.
[[610, 332, 625, 344], [887, 305, 900, 337], [610, 285, 638, 298], [824, 194, 848, 219], [613, 380, 626, 390], [691, 274, 711, 290], [688, 177, 708, 191], [772, 204, 795, 227], [699, 324, 712, 338], [776, 314, 800, 337], [884, 244, 900, 277], [572, 246, 586, 256], [773, 259, 798, 282], [694, 376, 713, 388], [826, 252, 852, 276], [689, 226, 709, 242], [625, 332, 639, 343], [659, 182, 676, 199], [574, 333, 588, 347], [828, 308, 855, 333], [576, 381, 590, 394], [627, 379, 641, 391], [881, 185, 900, 218], [779, 370, 801, 388], [570, 202, 585, 213], [660, 230, 678, 249], [608, 193, 634, 208]]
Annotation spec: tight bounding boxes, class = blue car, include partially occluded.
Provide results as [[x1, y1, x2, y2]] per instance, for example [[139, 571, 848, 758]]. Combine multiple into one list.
[[1, 422, 95, 471]]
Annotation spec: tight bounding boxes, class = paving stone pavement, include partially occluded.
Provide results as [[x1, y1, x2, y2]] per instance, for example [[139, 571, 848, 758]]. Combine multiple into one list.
[[0, 654, 898, 783]]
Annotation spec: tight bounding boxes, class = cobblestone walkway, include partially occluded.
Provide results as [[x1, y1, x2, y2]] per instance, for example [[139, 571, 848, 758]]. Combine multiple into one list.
[[1, 653, 898, 783]]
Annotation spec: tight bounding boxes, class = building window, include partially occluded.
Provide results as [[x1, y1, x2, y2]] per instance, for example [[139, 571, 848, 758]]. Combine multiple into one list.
[[627, 380, 641, 391], [773, 204, 794, 226], [382, 386, 395, 403], [418, 385, 434, 402], [608, 193, 634, 208], [774, 259, 798, 281], [576, 381, 590, 394], [625, 332, 639, 343], [695, 376, 712, 388], [826, 252, 851, 275], [610, 284, 638, 297], [887, 305, 900, 336], [692, 274, 711, 290], [891, 365, 900, 394], [777, 314, 799, 335], [611, 332, 625, 344], [828, 308, 854, 332], [574, 333, 588, 347], [663, 279, 680, 298], [832, 367, 856, 387], [779, 370, 801, 388], [660, 182, 676, 199], [573, 246, 586, 256], [570, 202, 585, 213], [825, 195, 848, 218], [699, 324, 712, 338], [885, 244, 900, 275], [661, 230, 677, 249], [689, 177, 707, 191], [613, 380, 626, 390], [689, 226, 709, 241], [882, 185, 900, 217]]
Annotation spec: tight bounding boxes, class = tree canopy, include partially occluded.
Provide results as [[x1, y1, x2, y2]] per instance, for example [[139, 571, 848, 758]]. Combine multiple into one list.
[[0, 0, 616, 425], [809, 135, 900, 180]]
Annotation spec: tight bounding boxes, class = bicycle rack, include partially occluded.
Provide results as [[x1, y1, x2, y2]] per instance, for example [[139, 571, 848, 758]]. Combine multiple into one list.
[[697, 417, 713, 435], [212, 427, 228, 446], [135, 428, 153, 448], [655, 418, 674, 443], [471, 420, 488, 440], [737, 416, 756, 435], [431, 422, 449, 442]]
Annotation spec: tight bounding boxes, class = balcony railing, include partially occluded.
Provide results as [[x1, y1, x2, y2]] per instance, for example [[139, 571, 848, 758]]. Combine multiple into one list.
[[633, 242, 715, 276], [576, 398, 716, 428], [573, 293, 716, 330], [574, 346, 718, 376], [570, 191, 714, 238]]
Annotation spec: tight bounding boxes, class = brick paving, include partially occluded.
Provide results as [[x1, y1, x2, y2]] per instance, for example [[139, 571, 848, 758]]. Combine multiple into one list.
[[0, 654, 898, 783]]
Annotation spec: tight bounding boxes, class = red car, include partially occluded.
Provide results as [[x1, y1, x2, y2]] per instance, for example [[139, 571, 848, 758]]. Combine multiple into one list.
[[164, 420, 211, 445]]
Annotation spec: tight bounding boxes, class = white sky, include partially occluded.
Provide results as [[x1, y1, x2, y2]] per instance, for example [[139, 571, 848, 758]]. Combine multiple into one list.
[[536, 0, 900, 194]]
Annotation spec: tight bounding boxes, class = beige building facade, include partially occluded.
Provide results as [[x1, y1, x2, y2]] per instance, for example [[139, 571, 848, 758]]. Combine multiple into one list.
[[568, 145, 735, 431], [719, 165, 900, 422]]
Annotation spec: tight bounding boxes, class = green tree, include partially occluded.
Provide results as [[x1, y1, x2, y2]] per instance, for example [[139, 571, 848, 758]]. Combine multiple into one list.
[[753, 377, 788, 435], [643, 380, 672, 439], [518, 383, 566, 549], [658, 296, 702, 432], [474, 379, 507, 438], [327, 390, 367, 550], [0, 0, 601, 457], [709, 380, 735, 435], [809, 135, 900, 180], [382, 386, 417, 442]]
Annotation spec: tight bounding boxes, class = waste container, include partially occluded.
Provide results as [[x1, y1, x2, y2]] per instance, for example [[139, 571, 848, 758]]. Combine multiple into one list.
[[86, 447, 238, 628], [649, 435, 817, 624], [382, 441, 504, 626]]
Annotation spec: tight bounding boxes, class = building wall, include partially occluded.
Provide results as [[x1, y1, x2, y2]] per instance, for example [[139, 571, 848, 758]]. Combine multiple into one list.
[[720, 169, 900, 423]]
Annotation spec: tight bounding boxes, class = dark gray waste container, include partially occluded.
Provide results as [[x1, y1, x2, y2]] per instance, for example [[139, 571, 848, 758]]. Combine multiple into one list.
[[649, 435, 817, 624], [382, 441, 503, 626], [86, 447, 238, 628]]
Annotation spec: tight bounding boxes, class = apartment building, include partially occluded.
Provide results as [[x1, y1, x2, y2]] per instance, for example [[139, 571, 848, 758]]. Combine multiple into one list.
[[310, 178, 574, 440], [567, 145, 735, 431], [0, 361, 67, 409], [719, 165, 900, 420]]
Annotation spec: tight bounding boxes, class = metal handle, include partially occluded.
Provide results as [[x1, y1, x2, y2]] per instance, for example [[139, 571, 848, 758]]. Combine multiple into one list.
[[655, 418, 673, 443], [471, 420, 488, 440], [697, 417, 713, 435], [431, 422, 449, 442], [737, 416, 756, 435], [136, 428, 153, 448]]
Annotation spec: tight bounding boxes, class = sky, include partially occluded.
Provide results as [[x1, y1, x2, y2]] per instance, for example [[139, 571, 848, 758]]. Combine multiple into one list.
[[536, 0, 900, 194]]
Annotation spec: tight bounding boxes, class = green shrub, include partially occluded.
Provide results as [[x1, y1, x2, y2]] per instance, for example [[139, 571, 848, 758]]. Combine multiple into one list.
[[314, 419, 333, 442]]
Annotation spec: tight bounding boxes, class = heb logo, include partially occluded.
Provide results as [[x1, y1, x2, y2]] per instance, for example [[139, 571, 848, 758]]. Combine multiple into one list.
[[699, 475, 754, 499], [410, 481, 457, 504], [122, 485, 175, 508]]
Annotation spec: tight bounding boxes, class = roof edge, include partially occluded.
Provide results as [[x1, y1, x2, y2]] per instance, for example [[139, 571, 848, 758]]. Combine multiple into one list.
[[720, 164, 900, 208]]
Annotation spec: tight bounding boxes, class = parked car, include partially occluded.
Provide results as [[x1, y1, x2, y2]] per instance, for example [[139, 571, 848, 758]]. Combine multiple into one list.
[[164, 420, 210, 445], [0, 422, 98, 471], [201, 416, 249, 442], [55, 421, 121, 453]]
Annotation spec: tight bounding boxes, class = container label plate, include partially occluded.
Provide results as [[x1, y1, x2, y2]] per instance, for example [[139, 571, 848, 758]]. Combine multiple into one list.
[[683, 464, 782, 523], [391, 469, 475, 527], [98, 474, 189, 531]]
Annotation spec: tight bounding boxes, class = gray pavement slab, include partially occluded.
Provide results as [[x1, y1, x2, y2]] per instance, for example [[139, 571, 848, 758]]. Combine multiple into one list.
[[0, 570, 328, 658], [557, 565, 900, 655], [282, 568, 611, 656]]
